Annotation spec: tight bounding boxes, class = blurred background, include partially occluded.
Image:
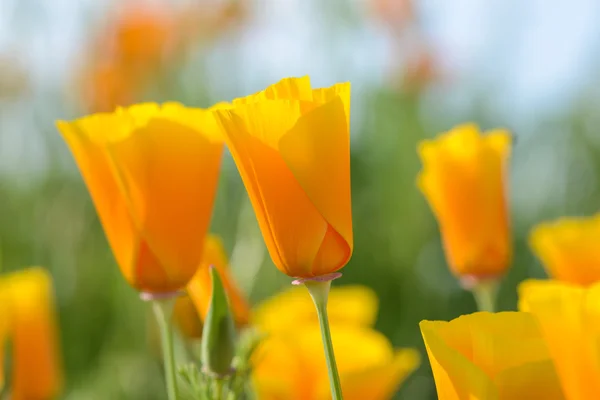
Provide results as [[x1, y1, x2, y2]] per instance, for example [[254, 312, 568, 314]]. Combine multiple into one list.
[[2, 0, 600, 398]]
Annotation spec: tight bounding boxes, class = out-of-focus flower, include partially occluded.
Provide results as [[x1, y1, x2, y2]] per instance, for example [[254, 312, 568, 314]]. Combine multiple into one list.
[[173, 295, 204, 339], [529, 215, 600, 286], [420, 312, 564, 399], [417, 124, 512, 280], [252, 284, 378, 334], [77, 0, 249, 112], [79, 63, 140, 114], [369, 0, 414, 30], [215, 76, 353, 279], [56, 103, 224, 294], [519, 280, 600, 399], [252, 285, 419, 400], [0, 267, 62, 399], [400, 50, 439, 93], [178, 234, 250, 335]]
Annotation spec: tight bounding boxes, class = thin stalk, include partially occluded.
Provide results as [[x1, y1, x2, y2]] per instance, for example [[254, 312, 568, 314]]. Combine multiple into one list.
[[471, 280, 499, 313], [153, 299, 179, 400], [304, 279, 344, 400], [213, 378, 225, 400]]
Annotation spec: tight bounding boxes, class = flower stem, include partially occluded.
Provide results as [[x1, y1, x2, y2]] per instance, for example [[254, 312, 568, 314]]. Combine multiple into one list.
[[304, 279, 344, 400], [470, 280, 499, 313], [152, 299, 179, 400]]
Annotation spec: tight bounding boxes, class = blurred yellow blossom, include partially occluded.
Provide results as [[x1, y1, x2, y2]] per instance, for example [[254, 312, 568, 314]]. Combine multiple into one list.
[[215, 76, 353, 279], [529, 214, 600, 286], [0, 267, 62, 400], [519, 279, 600, 399], [56, 103, 224, 294], [417, 124, 512, 280], [252, 284, 378, 334], [420, 312, 564, 399], [252, 285, 419, 400]]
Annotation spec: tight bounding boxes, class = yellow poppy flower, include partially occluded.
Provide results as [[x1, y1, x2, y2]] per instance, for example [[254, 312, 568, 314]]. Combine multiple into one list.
[[420, 312, 564, 399], [529, 215, 600, 285], [417, 124, 512, 279], [56, 103, 224, 294], [519, 279, 600, 399], [252, 285, 419, 400], [215, 76, 353, 278], [0, 267, 62, 399]]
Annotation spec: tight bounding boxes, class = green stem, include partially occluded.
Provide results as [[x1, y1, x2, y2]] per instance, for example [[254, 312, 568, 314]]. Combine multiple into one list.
[[153, 299, 179, 400], [214, 379, 225, 400], [471, 280, 499, 313], [304, 280, 344, 400]]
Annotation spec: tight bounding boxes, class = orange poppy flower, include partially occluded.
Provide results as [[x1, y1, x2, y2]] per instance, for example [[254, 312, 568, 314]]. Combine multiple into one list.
[[215, 76, 353, 278], [417, 123, 512, 279], [56, 103, 224, 293]]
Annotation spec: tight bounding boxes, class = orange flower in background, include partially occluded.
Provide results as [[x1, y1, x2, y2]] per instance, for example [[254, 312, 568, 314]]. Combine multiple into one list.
[[181, 234, 250, 332], [173, 296, 204, 339], [56, 103, 224, 294], [77, 0, 249, 113], [111, 3, 173, 69], [529, 214, 600, 286], [253, 285, 419, 400], [0, 267, 62, 399], [417, 124, 512, 279], [216, 76, 353, 278], [519, 280, 600, 399], [420, 312, 564, 399]]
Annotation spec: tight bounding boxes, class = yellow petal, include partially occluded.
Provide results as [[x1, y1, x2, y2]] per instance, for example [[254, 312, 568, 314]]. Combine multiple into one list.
[[56, 119, 142, 286], [187, 235, 250, 327], [280, 96, 353, 276], [216, 81, 352, 278], [420, 312, 564, 400], [253, 284, 379, 334], [57, 103, 224, 293], [417, 124, 512, 278], [253, 324, 417, 400], [5, 267, 62, 400], [529, 214, 600, 285], [518, 279, 600, 399], [233, 76, 314, 105], [340, 349, 420, 400]]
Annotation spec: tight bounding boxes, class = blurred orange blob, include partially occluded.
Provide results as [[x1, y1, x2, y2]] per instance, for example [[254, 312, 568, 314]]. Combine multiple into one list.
[[56, 103, 224, 294], [80, 63, 139, 113], [174, 234, 250, 339], [77, 0, 249, 113], [529, 214, 600, 286], [0, 267, 62, 400], [417, 124, 513, 280], [111, 4, 173, 69], [370, 0, 414, 28]]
